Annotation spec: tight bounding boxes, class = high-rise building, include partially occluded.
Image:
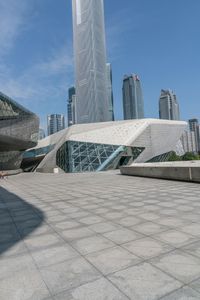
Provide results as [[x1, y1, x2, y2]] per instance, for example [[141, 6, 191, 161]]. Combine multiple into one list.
[[72, 0, 111, 124], [181, 130, 197, 153], [47, 114, 65, 136], [106, 63, 114, 121], [71, 94, 77, 125], [67, 86, 76, 127], [189, 118, 200, 152], [122, 74, 144, 120], [159, 89, 180, 120]]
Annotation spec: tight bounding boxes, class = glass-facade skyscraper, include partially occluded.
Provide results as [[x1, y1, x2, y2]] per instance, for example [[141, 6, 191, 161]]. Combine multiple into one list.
[[67, 86, 76, 127], [47, 114, 65, 136], [159, 89, 180, 120], [106, 63, 114, 121], [189, 118, 200, 152], [72, 0, 111, 124], [122, 74, 144, 120]]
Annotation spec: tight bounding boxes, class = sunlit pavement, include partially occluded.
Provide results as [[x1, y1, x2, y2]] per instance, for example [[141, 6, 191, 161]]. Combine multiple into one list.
[[1, 171, 200, 299]]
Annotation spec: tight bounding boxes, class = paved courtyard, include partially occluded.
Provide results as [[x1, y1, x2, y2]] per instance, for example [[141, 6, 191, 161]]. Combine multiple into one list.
[[1, 171, 200, 299]]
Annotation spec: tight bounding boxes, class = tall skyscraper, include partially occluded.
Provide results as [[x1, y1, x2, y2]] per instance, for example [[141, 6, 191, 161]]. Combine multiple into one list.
[[159, 89, 180, 120], [67, 86, 76, 127], [72, 0, 111, 124], [122, 74, 144, 120], [47, 114, 65, 136], [189, 118, 200, 152], [106, 63, 114, 121]]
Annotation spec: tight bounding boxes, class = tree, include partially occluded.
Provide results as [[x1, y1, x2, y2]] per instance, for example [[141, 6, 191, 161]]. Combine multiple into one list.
[[182, 152, 199, 161], [168, 151, 181, 161]]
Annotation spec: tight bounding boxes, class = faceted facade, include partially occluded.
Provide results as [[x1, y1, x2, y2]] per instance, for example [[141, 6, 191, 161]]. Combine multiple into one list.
[[123, 74, 144, 120], [0, 92, 39, 170], [72, 0, 111, 123], [30, 119, 187, 173]]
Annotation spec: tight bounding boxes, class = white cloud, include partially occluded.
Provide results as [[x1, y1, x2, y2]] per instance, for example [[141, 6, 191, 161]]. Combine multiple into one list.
[[0, 0, 73, 104], [36, 46, 73, 76], [0, 45, 73, 103]]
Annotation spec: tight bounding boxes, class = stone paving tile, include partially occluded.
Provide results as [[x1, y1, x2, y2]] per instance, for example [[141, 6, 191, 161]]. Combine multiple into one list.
[[153, 217, 190, 228], [180, 223, 200, 237], [103, 211, 127, 220], [79, 215, 105, 225], [24, 233, 65, 251], [31, 244, 80, 268], [53, 278, 129, 300], [0, 240, 28, 258], [0, 227, 20, 244], [150, 249, 200, 284], [15, 218, 44, 232], [60, 227, 95, 242], [86, 245, 142, 275], [138, 212, 161, 221], [103, 228, 144, 245], [19, 224, 54, 237], [52, 220, 81, 231], [133, 221, 169, 236], [160, 286, 200, 299], [122, 237, 174, 260], [114, 215, 143, 227], [152, 229, 197, 248], [108, 262, 182, 300], [47, 214, 69, 223], [182, 241, 200, 259], [0, 268, 51, 300], [189, 277, 200, 294], [71, 234, 114, 255], [88, 221, 120, 234], [0, 253, 36, 280], [1, 172, 200, 299], [40, 257, 101, 294]]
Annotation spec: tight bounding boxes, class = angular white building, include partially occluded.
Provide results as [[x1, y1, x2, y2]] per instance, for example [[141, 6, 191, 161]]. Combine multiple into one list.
[[26, 119, 187, 173], [72, 0, 111, 124]]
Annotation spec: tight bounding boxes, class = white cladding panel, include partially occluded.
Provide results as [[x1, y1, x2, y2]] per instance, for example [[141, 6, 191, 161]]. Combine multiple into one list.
[[35, 119, 187, 172]]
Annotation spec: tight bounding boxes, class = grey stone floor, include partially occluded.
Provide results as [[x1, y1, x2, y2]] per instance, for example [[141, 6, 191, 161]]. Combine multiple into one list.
[[1, 171, 200, 299]]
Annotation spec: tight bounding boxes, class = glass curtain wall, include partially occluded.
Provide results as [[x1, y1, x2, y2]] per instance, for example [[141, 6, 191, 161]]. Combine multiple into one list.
[[56, 140, 144, 173]]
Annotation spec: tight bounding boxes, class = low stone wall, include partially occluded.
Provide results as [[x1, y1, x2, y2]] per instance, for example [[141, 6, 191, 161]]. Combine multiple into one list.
[[120, 162, 200, 183]]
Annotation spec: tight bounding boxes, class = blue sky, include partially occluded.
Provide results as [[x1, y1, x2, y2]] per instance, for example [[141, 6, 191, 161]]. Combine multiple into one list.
[[0, 0, 200, 131]]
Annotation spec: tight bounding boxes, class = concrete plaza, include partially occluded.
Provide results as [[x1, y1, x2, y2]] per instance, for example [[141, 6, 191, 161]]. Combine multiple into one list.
[[1, 171, 200, 299]]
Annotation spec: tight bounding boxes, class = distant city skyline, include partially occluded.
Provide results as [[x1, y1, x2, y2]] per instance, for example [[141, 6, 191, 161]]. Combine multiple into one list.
[[0, 0, 199, 130]]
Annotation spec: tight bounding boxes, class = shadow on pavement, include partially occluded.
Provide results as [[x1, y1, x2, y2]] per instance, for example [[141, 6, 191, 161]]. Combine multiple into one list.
[[0, 186, 44, 255]]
